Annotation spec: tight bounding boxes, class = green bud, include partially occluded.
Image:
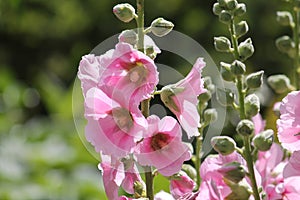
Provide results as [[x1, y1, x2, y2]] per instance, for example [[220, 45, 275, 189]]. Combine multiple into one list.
[[213, 3, 223, 15], [160, 86, 184, 112], [145, 46, 156, 59], [119, 30, 138, 45], [253, 129, 274, 151], [211, 136, 236, 156], [220, 62, 235, 81], [276, 11, 293, 26], [113, 3, 136, 23], [150, 18, 174, 37], [181, 164, 197, 181], [238, 38, 254, 60], [217, 88, 235, 106], [219, 162, 246, 183], [267, 74, 292, 94], [219, 10, 232, 24], [204, 108, 218, 124], [235, 21, 249, 38], [226, 0, 238, 10], [204, 77, 216, 94], [214, 36, 232, 52], [246, 70, 264, 89], [233, 3, 247, 16], [218, 0, 227, 7], [198, 90, 212, 102], [244, 94, 260, 118], [225, 181, 251, 200], [276, 36, 295, 57], [236, 119, 254, 136], [231, 60, 246, 76]]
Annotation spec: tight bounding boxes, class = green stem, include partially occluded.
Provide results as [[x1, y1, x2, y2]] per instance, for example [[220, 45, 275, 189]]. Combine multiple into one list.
[[293, 7, 300, 90], [137, 0, 145, 52], [229, 18, 260, 200], [195, 128, 203, 189]]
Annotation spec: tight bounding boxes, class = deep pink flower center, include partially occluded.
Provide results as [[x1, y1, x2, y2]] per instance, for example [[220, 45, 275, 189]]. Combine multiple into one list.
[[111, 107, 133, 131], [127, 62, 147, 84], [150, 133, 170, 151]]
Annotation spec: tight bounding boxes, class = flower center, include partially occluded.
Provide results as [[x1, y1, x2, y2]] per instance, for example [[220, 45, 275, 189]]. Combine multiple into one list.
[[112, 107, 133, 131], [128, 62, 147, 84], [150, 133, 170, 151]]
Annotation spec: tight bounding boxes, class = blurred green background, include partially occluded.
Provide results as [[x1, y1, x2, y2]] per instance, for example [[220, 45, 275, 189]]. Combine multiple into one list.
[[0, 0, 293, 199]]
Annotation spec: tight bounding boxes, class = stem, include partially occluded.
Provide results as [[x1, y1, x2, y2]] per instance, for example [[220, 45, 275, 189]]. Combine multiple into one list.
[[229, 18, 260, 200], [136, 1, 153, 198], [195, 128, 203, 189], [293, 7, 300, 90]]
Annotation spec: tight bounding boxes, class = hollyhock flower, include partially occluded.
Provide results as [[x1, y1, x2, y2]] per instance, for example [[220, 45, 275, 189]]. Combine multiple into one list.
[[78, 54, 103, 97], [277, 90, 300, 152], [283, 150, 300, 178], [99, 42, 159, 103], [85, 87, 147, 157], [199, 151, 261, 199], [154, 191, 175, 200], [99, 155, 144, 200], [160, 58, 206, 138], [269, 176, 300, 200], [170, 171, 196, 199], [136, 115, 191, 176]]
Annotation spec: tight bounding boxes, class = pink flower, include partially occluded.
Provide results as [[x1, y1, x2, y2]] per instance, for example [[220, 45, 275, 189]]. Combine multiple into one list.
[[84, 87, 147, 157], [99, 42, 159, 103], [269, 176, 300, 200], [283, 150, 300, 178], [99, 155, 144, 200], [154, 191, 175, 200], [136, 115, 191, 176], [160, 58, 206, 138], [277, 90, 300, 152], [170, 171, 196, 199], [196, 179, 223, 200], [252, 113, 265, 135], [78, 54, 103, 97]]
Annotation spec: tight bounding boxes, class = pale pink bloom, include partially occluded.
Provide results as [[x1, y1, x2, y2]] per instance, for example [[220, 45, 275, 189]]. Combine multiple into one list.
[[277, 90, 300, 152], [99, 155, 144, 200], [200, 151, 261, 199], [161, 58, 206, 138], [85, 87, 147, 157], [255, 143, 286, 188], [78, 54, 103, 97], [269, 177, 300, 200], [283, 150, 300, 178], [196, 179, 223, 200], [170, 171, 196, 199], [99, 42, 158, 103], [154, 190, 175, 200], [252, 113, 265, 135], [136, 115, 191, 176]]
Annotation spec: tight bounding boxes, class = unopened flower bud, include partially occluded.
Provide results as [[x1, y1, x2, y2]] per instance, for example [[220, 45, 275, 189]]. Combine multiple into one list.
[[218, 0, 227, 7], [235, 21, 249, 38], [267, 74, 292, 94], [238, 38, 254, 60], [145, 46, 156, 59], [233, 3, 246, 16], [198, 90, 212, 102], [276, 11, 293, 26], [160, 86, 184, 112], [244, 94, 260, 118], [214, 36, 232, 52], [226, 0, 238, 10], [119, 30, 138, 45], [236, 119, 254, 136], [276, 36, 295, 57], [219, 10, 232, 24], [181, 164, 197, 181], [217, 88, 235, 106], [253, 129, 274, 151], [220, 62, 235, 81], [225, 181, 251, 200], [204, 77, 216, 94], [231, 60, 246, 76], [204, 108, 218, 124], [150, 18, 174, 37], [113, 3, 136, 23], [211, 136, 236, 156], [246, 70, 264, 89], [218, 162, 246, 183], [213, 3, 223, 15]]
